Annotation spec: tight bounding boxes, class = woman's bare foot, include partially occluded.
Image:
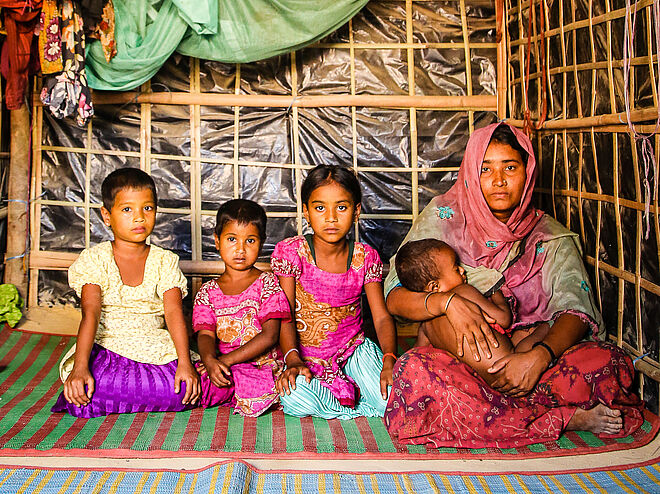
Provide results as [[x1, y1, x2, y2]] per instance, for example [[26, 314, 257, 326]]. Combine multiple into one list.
[[567, 403, 623, 435]]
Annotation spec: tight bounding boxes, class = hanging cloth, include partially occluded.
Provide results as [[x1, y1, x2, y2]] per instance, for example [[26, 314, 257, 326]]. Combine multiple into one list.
[[38, 0, 63, 74], [177, 0, 370, 63], [40, 0, 94, 126], [81, 0, 116, 63], [84, 0, 192, 91], [84, 0, 369, 91], [0, 0, 43, 110]]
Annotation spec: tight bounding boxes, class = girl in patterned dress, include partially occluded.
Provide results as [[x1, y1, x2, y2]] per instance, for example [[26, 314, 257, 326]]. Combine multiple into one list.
[[271, 165, 397, 419], [52, 168, 201, 417], [193, 199, 291, 417]]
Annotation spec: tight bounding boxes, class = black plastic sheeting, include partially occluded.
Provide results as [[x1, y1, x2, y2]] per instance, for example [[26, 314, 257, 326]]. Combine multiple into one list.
[[37, 1, 499, 307]]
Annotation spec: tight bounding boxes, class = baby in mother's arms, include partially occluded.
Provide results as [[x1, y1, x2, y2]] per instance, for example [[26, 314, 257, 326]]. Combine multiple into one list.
[[395, 238, 549, 388]]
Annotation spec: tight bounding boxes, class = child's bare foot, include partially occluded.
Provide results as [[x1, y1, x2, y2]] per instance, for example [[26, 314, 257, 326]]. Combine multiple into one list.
[[567, 403, 623, 435]]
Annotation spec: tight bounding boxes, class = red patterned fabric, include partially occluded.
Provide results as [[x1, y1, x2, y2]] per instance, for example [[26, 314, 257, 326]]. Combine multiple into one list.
[[0, 1, 43, 109], [385, 342, 644, 448]]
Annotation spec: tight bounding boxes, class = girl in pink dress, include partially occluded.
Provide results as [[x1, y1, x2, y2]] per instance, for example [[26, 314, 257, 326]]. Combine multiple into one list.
[[194, 199, 291, 417], [271, 165, 397, 419]]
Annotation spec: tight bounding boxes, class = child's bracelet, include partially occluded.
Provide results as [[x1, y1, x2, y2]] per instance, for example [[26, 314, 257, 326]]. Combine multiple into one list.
[[424, 292, 438, 316], [444, 292, 457, 313], [382, 352, 397, 363], [283, 348, 299, 364]]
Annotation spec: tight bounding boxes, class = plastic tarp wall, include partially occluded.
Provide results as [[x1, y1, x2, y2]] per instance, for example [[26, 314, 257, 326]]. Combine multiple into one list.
[[36, 2, 498, 309], [506, 0, 660, 410]]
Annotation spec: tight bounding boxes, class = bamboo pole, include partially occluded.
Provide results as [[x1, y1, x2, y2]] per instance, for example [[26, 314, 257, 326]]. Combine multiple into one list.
[[4, 106, 31, 298], [60, 92, 498, 110], [507, 107, 659, 129]]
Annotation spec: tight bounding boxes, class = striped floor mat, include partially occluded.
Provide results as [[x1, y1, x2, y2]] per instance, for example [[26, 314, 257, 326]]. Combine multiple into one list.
[[1, 459, 660, 493], [1, 327, 658, 459]]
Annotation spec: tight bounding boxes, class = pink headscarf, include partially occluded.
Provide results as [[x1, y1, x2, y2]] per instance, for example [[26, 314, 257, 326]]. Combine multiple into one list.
[[439, 122, 544, 271]]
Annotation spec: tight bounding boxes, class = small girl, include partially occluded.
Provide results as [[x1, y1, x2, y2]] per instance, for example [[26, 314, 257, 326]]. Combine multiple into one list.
[[193, 199, 291, 417], [52, 168, 200, 417], [271, 165, 397, 419]]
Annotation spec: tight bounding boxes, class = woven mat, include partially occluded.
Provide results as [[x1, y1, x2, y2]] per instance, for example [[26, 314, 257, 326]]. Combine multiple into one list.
[[1, 327, 658, 459], [1, 459, 660, 493]]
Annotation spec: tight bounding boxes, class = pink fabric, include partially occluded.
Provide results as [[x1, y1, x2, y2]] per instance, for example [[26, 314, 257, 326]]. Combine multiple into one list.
[[192, 272, 290, 417], [271, 236, 383, 407], [440, 122, 544, 272]]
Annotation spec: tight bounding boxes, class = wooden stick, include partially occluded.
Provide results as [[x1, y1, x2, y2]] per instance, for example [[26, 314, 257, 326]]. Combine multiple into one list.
[[507, 107, 660, 129], [64, 92, 498, 110], [4, 107, 31, 298]]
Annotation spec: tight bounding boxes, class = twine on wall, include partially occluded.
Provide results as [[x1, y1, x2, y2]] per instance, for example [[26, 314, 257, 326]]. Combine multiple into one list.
[[623, 0, 660, 239]]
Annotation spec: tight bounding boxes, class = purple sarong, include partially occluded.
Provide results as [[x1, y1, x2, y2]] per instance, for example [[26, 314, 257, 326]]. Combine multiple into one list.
[[52, 344, 234, 417]]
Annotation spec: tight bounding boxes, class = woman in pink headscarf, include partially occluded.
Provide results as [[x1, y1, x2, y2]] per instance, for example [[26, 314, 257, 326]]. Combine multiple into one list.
[[383, 122, 644, 448]]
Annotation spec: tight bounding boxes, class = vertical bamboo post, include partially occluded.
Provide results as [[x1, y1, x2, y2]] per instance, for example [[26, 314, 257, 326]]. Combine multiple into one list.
[[5, 106, 30, 298]]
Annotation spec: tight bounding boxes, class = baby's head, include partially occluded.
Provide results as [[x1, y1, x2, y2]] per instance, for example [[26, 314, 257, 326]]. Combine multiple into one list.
[[301, 165, 362, 241], [395, 239, 466, 293], [214, 199, 267, 270], [101, 168, 158, 241]]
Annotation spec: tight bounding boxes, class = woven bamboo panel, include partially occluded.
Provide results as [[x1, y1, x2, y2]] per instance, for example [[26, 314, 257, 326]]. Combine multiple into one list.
[[505, 0, 660, 407], [29, 1, 501, 307]]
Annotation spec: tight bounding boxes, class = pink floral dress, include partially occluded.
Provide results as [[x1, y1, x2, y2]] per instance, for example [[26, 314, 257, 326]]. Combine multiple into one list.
[[270, 236, 383, 407], [193, 272, 291, 417]]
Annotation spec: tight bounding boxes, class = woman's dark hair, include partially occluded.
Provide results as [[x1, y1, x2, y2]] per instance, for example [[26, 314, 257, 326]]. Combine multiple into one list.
[[215, 199, 267, 243], [395, 239, 454, 292], [101, 168, 157, 210], [489, 124, 528, 164], [301, 165, 362, 205]]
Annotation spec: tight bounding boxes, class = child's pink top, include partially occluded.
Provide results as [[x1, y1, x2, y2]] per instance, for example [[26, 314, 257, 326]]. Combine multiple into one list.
[[270, 235, 383, 407], [193, 271, 291, 417]]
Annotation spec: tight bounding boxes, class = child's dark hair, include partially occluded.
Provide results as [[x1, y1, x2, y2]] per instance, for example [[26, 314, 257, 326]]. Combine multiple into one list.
[[301, 165, 362, 205], [396, 239, 454, 292], [215, 199, 267, 243], [490, 124, 528, 165], [101, 168, 158, 211]]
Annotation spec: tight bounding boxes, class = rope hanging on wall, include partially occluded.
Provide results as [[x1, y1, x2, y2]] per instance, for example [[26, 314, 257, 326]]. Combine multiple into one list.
[[623, 0, 660, 239], [523, 0, 548, 136]]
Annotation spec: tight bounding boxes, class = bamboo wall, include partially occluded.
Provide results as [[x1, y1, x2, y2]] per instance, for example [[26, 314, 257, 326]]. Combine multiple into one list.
[[505, 0, 660, 408], [29, 0, 500, 303]]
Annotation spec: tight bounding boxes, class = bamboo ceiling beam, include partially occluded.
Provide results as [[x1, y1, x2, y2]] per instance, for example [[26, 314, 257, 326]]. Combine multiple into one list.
[[507, 107, 659, 129], [36, 92, 498, 111]]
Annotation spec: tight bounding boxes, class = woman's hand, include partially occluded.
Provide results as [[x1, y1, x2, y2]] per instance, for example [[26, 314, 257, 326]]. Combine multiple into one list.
[[380, 360, 394, 400], [64, 366, 95, 407], [175, 360, 201, 404], [201, 356, 232, 388], [487, 347, 551, 397], [276, 361, 312, 396], [443, 293, 499, 361]]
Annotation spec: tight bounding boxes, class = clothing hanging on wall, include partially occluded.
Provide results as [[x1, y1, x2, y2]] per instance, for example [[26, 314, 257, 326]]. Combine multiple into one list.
[[40, 0, 93, 126], [38, 0, 63, 74], [80, 0, 115, 62], [0, 0, 43, 109]]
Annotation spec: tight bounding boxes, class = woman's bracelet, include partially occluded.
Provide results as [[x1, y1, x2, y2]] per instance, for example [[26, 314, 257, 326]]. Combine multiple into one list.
[[382, 352, 397, 363], [532, 341, 557, 366], [283, 348, 300, 364], [443, 292, 456, 313], [423, 292, 438, 316]]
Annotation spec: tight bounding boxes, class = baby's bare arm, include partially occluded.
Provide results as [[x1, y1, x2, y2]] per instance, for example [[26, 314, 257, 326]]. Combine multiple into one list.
[[452, 284, 512, 328]]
